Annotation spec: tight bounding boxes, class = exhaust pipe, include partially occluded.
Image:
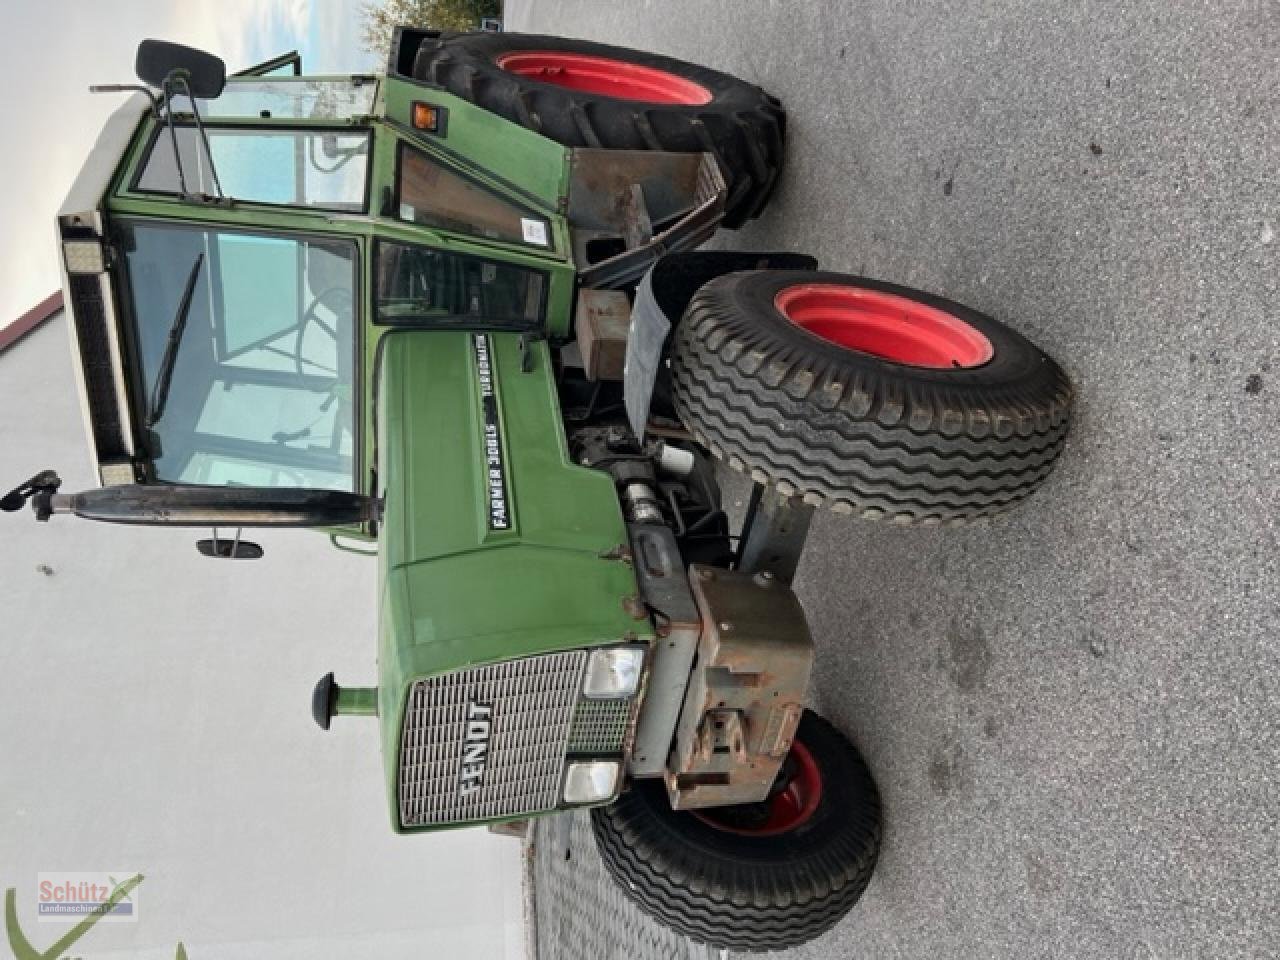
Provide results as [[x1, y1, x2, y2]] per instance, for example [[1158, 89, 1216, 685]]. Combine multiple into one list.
[[5, 470, 376, 528]]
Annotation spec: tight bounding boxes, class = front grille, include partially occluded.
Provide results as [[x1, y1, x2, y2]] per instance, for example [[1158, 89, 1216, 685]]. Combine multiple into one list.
[[67, 273, 128, 459], [399, 651, 588, 828], [569, 698, 633, 754]]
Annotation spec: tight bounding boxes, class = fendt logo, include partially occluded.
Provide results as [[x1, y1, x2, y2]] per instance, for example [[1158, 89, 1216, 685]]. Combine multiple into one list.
[[458, 701, 494, 797]]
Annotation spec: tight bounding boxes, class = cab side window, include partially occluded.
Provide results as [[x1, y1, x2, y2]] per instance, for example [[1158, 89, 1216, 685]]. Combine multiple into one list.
[[375, 241, 546, 330], [137, 127, 370, 212], [395, 143, 551, 249]]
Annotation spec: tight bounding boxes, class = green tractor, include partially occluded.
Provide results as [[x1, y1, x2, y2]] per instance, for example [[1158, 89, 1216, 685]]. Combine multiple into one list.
[[5, 29, 1072, 951]]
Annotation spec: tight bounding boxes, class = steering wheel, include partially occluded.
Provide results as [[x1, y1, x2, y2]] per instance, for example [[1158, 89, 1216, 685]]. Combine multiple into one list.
[[295, 287, 351, 378], [271, 288, 351, 450], [307, 135, 366, 175]]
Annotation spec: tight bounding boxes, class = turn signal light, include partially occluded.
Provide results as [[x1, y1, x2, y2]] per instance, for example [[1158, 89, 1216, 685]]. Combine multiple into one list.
[[411, 102, 442, 133]]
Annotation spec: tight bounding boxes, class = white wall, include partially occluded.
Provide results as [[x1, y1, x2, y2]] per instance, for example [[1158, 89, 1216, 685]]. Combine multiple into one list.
[[0, 316, 525, 959]]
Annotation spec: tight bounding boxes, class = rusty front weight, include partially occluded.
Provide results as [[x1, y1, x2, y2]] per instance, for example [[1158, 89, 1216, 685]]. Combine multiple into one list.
[[664, 564, 814, 810]]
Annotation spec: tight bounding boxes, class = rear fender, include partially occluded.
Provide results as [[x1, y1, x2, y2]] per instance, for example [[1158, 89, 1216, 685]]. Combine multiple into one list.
[[568, 149, 727, 289]]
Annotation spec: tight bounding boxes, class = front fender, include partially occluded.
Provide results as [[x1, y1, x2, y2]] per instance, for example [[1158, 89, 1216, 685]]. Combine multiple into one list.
[[623, 251, 818, 440]]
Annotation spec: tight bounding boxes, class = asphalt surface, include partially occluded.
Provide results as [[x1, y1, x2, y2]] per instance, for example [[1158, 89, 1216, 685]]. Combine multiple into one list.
[[505, 2, 1279, 958], [530, 811, 718, 960]]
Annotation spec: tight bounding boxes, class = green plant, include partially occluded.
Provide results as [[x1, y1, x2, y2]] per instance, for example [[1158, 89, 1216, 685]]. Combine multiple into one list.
[[360, 0, 502, 60]]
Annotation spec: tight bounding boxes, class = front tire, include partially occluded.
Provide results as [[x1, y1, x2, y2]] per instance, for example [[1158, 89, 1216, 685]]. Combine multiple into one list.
[[411, 32, 786, 228], [591, 710, 881, 952], [670, 270, 1074, 524]]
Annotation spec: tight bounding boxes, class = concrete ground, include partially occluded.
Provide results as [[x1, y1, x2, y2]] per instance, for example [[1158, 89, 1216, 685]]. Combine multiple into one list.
[[507, 1, 1279, 958], [1, 318, 525, 960]]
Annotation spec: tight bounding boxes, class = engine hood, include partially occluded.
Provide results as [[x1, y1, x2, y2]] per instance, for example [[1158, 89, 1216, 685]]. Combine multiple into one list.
[[373, 329, 646, 827]]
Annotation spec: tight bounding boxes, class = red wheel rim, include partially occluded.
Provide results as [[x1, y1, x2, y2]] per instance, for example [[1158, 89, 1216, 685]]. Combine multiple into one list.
[[774, 283, 994, 369], [495, 51, 713, 105], [692, 741, 824, 837]]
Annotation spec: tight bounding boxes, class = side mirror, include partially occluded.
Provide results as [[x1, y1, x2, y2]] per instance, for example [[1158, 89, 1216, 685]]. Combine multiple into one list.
[[136, 39, 226, 99], [196, 537, 264, 560]]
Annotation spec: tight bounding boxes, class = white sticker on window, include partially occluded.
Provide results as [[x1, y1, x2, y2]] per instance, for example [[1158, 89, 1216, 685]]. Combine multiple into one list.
[[521, 218, 549, 246]]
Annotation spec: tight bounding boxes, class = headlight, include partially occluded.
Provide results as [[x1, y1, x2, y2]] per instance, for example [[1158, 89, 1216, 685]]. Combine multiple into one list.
[[63, 239, 105, 275], [563, 760, 621, 804], [582, 646, 645, 698]]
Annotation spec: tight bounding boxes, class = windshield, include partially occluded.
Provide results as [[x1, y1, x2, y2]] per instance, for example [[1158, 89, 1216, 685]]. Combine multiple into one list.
[[119, 221, 357, 490]]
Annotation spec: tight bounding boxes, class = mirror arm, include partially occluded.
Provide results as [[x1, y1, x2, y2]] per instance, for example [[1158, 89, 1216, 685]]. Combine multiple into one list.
[[88, 84, 162, 117], [159, 75, 191, 197], [173, 73, 224, 200], [200, 527, 263, 559], [156, 72, 229, 205]]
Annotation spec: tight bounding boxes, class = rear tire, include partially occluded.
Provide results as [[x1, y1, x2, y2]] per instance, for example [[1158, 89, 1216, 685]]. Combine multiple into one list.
[[670, 270, 1074, 524], [591, 710, 881, 952], [411, 32, 786, 228]]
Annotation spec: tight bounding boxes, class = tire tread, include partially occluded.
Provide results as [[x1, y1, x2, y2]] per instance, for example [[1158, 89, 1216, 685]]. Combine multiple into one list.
[[591, 711, 881, 951], [410, 32, 785, 228], [670, 272, 1074, 523]]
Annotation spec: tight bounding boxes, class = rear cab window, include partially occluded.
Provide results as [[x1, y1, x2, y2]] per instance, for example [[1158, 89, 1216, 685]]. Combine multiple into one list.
[[196, 77, 377, 120]]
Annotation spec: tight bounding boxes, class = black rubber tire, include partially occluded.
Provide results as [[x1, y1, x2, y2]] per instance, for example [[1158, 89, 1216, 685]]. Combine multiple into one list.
[[410, 32, 785, 228], [591, 710, 881, 952], [669, 270, 1074, 524]]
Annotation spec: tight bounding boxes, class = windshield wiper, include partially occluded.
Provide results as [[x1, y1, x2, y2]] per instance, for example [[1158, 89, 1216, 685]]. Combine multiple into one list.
[[147, 252, 205, 427]]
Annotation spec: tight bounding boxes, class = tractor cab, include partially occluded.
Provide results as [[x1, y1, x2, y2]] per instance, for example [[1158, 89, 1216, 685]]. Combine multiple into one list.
[[25, 36, 715, 535], [26, 39, 584, 537]]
